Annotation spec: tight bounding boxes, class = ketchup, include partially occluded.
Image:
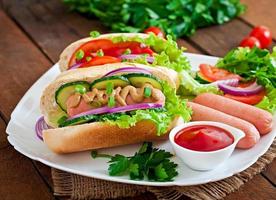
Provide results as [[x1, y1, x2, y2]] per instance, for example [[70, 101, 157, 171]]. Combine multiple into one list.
[[174, 125, 234, 152]]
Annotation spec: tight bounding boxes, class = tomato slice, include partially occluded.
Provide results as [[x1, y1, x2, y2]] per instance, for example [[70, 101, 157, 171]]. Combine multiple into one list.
[[69, 40, 154, 67], [199, 64, 242, 82], [144, 26, 165, 38], [69, 39, 114, 66], [224, 90, 265, 105], [79, 56, 121, 68]]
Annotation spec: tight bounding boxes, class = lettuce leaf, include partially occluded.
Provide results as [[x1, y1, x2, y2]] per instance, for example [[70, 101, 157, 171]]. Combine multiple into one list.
[[256, 87, 276, 114], [178, 71, 220, 96], [109, 33, 191, 72]]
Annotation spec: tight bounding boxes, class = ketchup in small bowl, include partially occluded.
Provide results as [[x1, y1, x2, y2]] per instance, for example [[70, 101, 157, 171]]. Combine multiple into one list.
[[174, 125, 234, 152], [169, 121, 245, 171]]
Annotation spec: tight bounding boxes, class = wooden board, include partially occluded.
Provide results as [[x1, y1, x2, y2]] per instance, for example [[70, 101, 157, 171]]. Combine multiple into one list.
[[240, 0, 276, 40]]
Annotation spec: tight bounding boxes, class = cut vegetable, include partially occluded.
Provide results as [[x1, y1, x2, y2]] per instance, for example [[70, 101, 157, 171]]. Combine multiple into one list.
[[59, 114, 97, 127], [90, 76, 130, 90], [55, 81, 90, 111], [125, 73, 162, 90], [195, 72, 212, 84], [103, 67, 151, 77]]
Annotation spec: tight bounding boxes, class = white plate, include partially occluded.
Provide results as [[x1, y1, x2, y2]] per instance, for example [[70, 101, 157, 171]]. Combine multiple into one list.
[[6, 53, 276, 186]]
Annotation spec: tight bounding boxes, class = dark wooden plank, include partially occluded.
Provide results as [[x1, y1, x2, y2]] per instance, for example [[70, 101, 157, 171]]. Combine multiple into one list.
[[0, 135, 54, 200], [0, 117, 9, 149], [0, 9, 55, 195], [240, 0, 276, 40], [262, 159, 276, 186], [188, 19, 275, 57], [225, 174, 276, 200]]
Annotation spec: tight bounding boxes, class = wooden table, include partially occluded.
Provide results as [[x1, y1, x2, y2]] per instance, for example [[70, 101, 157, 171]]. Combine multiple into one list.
[[0, 0, 275, 199]]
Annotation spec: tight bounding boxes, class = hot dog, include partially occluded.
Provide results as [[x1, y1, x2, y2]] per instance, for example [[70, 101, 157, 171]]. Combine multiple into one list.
[[193, 93, 273, 135], [188, 102, 260, 149]]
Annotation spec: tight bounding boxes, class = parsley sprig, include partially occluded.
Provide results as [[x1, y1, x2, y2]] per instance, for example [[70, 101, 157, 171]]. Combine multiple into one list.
[[91, 142, 178, 181]]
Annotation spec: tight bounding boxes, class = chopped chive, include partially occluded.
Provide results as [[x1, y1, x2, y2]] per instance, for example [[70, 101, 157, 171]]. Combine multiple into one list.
[[123, 48, 131, 55], [86, 56, 92, 62], [108, 96, 116, 107], [106, 82, 114, 95], [96, 49, 104, 57], [144, 87, 152, 98], [75, 49, 84, 60], [75, 84, 87, 94], [89, 31, 100, 38]]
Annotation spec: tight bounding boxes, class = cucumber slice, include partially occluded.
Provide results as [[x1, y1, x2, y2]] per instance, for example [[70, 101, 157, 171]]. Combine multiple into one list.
[[124, 73, 162, 90], [90, 76, 129, 89], [55, 81, 90, 111], [195, 72, 211, 84], [59, 114, 97, 127]]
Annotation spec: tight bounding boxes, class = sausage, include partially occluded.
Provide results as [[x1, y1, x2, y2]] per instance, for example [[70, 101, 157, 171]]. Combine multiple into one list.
[[188, 102, 260, 149], [193, 93, 273, 135]]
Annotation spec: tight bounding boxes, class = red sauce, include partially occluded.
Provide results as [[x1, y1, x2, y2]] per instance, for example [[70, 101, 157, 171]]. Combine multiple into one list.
[[174, 125, 234, 152]]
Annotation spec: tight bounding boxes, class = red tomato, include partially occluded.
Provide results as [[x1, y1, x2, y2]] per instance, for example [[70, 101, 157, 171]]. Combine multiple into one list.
[[199, 64, 242, 82], [239, 36, 261, 48], [224, 90, 265, 105], [144, 26, 164, 38], [79, 56, 121, 68], [250, 26, 272, 48], [69, 39, 114, 66]]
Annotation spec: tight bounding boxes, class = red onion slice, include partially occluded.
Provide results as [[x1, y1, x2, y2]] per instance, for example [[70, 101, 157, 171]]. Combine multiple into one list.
[[218, 82, 263, 96], [67, 103, 163, 121], [211, 78, 239, 87], [103, 67, 151, 77], [35, 116, 50, 141], [68, 63, 81, 70], [119, 54, 154, 63]]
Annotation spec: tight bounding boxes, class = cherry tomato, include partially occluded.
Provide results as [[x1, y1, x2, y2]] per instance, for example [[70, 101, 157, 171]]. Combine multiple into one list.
[[79, 56, 121, 68], [199, 64, 242, 82], [224, 90, 265, 105], [144, 26, 164, 38], [239, 36, 261, 48], [250, 26, 272, 48]]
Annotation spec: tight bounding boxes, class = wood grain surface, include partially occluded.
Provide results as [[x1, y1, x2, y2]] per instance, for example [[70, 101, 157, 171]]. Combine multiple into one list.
[[0, 0, 275, 199]]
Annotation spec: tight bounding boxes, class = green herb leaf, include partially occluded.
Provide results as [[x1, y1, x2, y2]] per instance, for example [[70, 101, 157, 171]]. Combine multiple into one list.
[[63, 0, 245, 38], [143, 87, 152, 98], [75, 49, 84, 60], [123, 48, 131, 55], [92, 142, 178, 182]]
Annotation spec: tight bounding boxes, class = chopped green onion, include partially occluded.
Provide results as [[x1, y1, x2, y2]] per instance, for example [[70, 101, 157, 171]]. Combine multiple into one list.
[[106, 82, 114, 95], [75, 49, 84, 60], [90, 31, 100, 38], [97, 49, 104, 57], [123, 48, 131, 55], [108, 96, 115, 107], [144, 87, 152, 98], [86, 56, 92, 62], [75, 85, 87, 94], [57, 116, 68, 125]]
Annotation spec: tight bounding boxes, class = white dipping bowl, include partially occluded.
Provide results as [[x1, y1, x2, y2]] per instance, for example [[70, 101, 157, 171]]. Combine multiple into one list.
[[169, 121, 245, 171]]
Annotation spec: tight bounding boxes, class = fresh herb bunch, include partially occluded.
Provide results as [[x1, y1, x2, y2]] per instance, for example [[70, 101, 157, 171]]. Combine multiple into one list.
[[63, 0, 245, 38], [91, 142, 178, 181]]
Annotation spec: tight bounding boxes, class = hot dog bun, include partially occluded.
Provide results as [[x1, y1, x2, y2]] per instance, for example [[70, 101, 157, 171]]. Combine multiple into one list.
[[41, 63, 181, 153], [59, 33, 149, 71]]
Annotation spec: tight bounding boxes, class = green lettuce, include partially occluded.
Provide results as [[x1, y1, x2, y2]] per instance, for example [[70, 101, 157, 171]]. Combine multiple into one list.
[[256, 87, 276, 114], [109, 33, 191, 72]]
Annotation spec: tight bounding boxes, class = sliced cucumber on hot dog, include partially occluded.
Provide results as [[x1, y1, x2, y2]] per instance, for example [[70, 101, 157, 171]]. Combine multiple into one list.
[[90, 76, 130, 89], [124, 73, 162, 90], [59, 114, 97, 127], [55, 81, 90, 111]]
